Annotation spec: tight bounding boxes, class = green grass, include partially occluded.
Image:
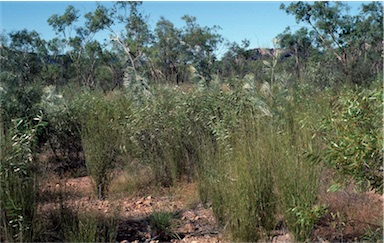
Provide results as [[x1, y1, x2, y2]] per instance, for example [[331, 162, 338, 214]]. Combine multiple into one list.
[[195, 83, 329, 241], [149, 210, 180, 240], [3, 75, 378, 242]]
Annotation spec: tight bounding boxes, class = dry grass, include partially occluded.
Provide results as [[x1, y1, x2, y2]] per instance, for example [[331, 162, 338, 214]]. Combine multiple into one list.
[[109, 163, 155, 198], [315, 188, 383, 241]]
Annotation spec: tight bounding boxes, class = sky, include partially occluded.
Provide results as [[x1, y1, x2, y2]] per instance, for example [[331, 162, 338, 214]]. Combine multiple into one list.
[[0, 1, 365, 56]]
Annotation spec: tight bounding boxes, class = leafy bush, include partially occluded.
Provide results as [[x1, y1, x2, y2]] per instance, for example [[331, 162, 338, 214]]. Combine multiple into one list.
[[40, 85, 83, 171], [0, 80, 44, 131], [319, 86, 383, 192], [126, 85, 209, 186], [0, 114, 47, 242]]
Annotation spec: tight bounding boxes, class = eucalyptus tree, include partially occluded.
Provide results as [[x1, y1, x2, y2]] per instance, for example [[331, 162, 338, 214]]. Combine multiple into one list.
[[151, 17, 184, 83], [84, 1, 155, 94], [48, 5, 106, 87], [280, 1, 383, 84], [180, 15, 223, 85], [219, 39, 251, 79], [6, 29, 48, 84], [276, 27, 314, 79], [150, 15, 223, 85], [0, 30, 49, 128]]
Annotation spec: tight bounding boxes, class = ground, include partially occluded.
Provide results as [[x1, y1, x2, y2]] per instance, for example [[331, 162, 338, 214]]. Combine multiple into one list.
[[37, 157, 383, 243], [39, 173, 225, 242]]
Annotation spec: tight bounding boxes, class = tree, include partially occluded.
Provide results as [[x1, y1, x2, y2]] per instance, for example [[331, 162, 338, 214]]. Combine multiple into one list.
[[280, 1, 383, 84], [6, 29, 48, 84], [180, 15, 223, 84], [276, 27, 314, 79], [0, 30, 47, 129], [48, 5, 105, 87], [151, 16, 183, 83], [84, 1, 154, 90], [219, 39, 251, 79]]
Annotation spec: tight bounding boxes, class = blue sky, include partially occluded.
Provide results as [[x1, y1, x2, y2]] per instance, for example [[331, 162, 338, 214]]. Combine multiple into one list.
[[1, 1, 364, 56]]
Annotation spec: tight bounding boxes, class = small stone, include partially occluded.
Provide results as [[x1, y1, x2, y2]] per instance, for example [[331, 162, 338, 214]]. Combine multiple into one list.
[[136, 198, 144, 204], [143, 199, 152, 206], [185, 223, 194, 233]]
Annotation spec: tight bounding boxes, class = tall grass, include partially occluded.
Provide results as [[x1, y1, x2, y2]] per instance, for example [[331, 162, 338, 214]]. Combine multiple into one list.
[[196, 83, 326, 241], [35, 203, 119, 242], [63, 209, 118, 242], [75, 92, 126, 200], [40, 79, 335, 242]]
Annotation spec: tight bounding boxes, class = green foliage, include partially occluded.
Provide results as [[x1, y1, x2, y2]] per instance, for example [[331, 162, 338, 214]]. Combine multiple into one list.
[[1, 2, 382, 242], [128, 86, 204, 186], [362, 225, 383, 243], [280, 1, 383, 84], [289, 204, 328, 241], [40, 85, 83, 170], [75, 92, 122, 200], [38, 204, 118, 242], [195, 79, 328, 241], [0, 114, 47, 242], [149, 210, 179, 240], [319, 85, 383, 192], [0, 80, 44, 130], [201, 116, 277, 241], [64, 209, 118, 242]]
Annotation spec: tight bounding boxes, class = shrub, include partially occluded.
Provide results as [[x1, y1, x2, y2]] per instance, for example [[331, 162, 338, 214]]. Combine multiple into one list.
[[196, 81, 325, 241], [149, 210, 179, 240], [197, 102, 277, 241], [76, 92, 122, 200], [319, 86, 383, 192], [273, 85, 328, 242], [0, 114, 47, 242], [40, 85, 83, 171], [128, 86, 207, 186], [64, 209, 118, 242]]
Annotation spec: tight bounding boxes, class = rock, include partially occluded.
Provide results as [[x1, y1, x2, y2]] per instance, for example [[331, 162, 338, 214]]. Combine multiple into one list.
[[136, 198, 144, 205], [272, 233, 293, 243], [143, 199, 152, 206], [185, 223, 194, 233]]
